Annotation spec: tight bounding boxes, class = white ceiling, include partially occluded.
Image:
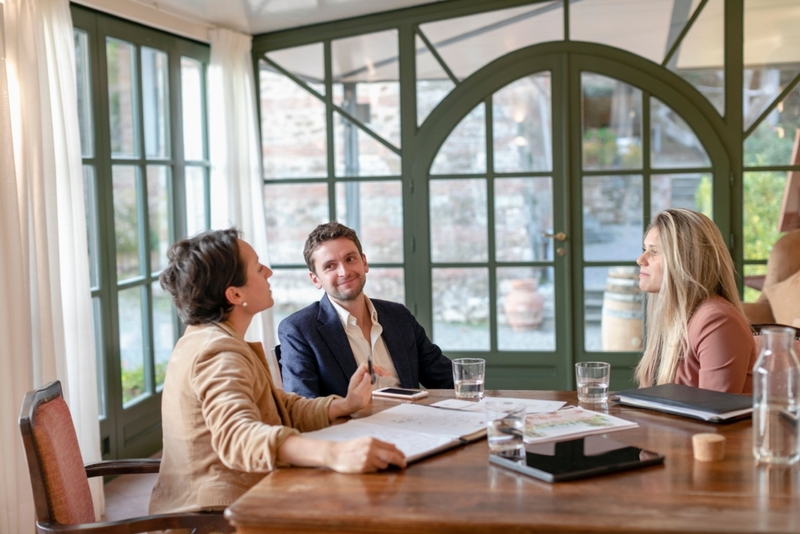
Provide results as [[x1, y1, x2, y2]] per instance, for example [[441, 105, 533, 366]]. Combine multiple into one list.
[[155, 0, 446, 34], [75, 0, 446, 41], [73, 0, 800, 70]]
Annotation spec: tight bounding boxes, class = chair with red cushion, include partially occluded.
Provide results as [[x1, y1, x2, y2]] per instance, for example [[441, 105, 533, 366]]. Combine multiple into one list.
[[19, 380, 233, 533]]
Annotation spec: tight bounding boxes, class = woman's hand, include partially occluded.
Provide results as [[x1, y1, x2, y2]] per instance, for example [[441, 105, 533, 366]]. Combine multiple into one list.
[[277, 435, 407, 473], [324, 437, 407, 473], [328, 362, 389, 421]]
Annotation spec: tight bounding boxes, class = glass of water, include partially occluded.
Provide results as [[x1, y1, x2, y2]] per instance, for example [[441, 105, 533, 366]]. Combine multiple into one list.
[[485, 400, 526, 460], [575, 361, 611, 403], [452, 358, 485, 399]]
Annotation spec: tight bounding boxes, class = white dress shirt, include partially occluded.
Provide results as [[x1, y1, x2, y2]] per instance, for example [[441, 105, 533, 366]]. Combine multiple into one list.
[[329, 295, 401, 389]]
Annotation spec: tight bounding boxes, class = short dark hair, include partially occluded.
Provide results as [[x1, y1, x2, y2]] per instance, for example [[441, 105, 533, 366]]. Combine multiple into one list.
[[303, 222, 363, 273], [159, 228, 246, 325]]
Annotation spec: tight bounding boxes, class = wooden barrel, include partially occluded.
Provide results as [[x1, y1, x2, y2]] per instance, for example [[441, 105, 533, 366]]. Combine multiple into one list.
[[601, 267, 644, 351]]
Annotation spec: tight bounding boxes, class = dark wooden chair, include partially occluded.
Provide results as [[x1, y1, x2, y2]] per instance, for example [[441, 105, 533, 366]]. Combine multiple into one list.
[[19, 380, 233, 533], [271, 344, 282, 374]]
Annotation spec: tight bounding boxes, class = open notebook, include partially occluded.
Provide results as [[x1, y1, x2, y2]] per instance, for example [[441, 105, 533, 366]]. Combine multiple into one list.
[[303, 403, 487, 463]]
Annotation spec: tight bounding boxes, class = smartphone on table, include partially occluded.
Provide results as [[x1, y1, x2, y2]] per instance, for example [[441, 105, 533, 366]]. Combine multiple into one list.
[[372, 387, 429, 400]]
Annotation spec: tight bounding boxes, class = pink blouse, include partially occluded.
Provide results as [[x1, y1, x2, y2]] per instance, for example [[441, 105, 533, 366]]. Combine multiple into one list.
[[673, 296, 756, 394]]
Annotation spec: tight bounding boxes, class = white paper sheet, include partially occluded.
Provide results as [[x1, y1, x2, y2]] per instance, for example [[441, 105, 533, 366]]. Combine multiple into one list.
[[431, 397, 566, 414], [362, 403, 487, 439]]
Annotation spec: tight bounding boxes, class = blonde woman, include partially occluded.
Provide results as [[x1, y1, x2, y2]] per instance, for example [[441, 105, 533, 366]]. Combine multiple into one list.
[[635, 209, 756, 393]]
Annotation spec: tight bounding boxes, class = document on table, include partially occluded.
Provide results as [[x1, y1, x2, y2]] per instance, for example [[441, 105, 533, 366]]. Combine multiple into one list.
[[303, 404, 488, 463], [524, 406, 638, 444], [431, 397, 566, 413]]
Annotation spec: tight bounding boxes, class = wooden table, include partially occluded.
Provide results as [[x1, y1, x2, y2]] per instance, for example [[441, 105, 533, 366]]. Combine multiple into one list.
[[225, 390, 800, 533]]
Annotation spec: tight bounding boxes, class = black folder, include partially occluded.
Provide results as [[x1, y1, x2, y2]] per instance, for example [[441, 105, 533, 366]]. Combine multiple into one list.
[[614, 384, 753, 422]]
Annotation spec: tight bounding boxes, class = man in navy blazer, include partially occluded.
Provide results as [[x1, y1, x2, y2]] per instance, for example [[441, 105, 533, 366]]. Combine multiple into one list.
[[278, 222, 454, 398]]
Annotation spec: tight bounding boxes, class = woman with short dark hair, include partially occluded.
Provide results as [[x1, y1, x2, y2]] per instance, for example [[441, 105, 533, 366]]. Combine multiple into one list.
[[150, 229, 405, 515]]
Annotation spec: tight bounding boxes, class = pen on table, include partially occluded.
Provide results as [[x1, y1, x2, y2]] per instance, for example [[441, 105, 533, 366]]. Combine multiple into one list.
[[368, 351, 376, 384]]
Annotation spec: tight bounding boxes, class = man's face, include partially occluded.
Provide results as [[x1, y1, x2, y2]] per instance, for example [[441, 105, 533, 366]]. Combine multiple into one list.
[[309, 237, 369, 303]]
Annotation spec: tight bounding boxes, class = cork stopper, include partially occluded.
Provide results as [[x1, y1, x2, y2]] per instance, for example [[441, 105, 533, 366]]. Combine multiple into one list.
[[692, 433, 725, 462]]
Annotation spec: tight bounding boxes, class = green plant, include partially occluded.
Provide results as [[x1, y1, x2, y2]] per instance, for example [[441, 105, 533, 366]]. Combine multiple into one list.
[[743, 171, 785, 261], [583, 127, 618, 168], [694, 175, 713, 217], [745, 124, 797, 167], [122, 363, 144, 404], [122, 361, 169, 403], [743, 264, 767, 303]]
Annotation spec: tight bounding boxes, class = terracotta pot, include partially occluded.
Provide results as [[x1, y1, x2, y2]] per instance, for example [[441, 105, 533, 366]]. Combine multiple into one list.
[[503, 278, 545, 331]]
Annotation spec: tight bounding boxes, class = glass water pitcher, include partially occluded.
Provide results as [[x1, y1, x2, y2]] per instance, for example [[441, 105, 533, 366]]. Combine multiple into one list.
[[753, 326, 800, 465]]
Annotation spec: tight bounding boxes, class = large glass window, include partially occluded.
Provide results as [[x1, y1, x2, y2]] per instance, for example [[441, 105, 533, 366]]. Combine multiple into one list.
[[260, 38, 405, 336], [253, 0, 794, 390], [72, 5, 209, 459], [419, 3, 564, 82], [427, 74, 558, 355], [571, 0, 726, 115], [580, 73, 713, 352], [742, 0, 800, 303]]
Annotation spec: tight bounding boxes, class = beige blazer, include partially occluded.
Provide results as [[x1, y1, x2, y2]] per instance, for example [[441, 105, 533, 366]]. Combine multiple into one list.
[[149, 321, 336, 514]]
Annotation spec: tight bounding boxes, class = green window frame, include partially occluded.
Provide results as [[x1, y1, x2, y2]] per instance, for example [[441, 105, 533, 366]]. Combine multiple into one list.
[[72, 5, 210, 459], [254, 0, 794, 390]]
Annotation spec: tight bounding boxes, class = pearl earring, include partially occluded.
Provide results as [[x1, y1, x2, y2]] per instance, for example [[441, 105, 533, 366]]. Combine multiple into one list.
[[242, 302, 248, 307]]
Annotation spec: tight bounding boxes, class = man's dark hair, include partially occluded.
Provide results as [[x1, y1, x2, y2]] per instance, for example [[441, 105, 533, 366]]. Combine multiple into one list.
[[159, 228, 246, 325], [303, 222, 363, 273]]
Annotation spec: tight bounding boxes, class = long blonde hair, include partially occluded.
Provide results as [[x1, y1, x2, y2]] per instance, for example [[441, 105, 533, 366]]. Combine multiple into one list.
[[635, 209, 743, 387]]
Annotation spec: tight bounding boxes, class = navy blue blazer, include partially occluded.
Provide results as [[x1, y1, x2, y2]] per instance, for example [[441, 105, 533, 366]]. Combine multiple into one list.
[[278, 294, 454, 398]]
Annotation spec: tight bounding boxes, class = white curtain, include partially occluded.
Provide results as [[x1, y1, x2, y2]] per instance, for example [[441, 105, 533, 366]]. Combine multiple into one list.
[[0, 4, 36, 532], [207, 28, 280, 386], [0, 0, 103, 530]]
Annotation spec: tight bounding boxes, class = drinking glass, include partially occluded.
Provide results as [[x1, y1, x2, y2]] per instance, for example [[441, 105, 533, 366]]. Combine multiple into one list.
[[452, 358, 485, 399], [575, 361, 610, 403], [485, 400, 526, 460]]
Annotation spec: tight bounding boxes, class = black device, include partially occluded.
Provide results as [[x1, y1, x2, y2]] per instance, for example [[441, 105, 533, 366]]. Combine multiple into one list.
[[489, 435, 664, 482]]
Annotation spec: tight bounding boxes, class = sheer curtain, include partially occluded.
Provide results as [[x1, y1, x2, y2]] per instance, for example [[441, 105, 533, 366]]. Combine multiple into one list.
[[0, 4, 36, 532], [207, 28, 280, 386], [0, 0, 103, 530]]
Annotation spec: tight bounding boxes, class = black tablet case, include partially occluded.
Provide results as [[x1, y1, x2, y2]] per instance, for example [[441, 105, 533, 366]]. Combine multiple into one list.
[[489, 436, 664, 482]]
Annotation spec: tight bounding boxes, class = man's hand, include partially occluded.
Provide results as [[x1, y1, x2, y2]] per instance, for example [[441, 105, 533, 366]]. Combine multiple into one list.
[[328, 362, 389, 421]]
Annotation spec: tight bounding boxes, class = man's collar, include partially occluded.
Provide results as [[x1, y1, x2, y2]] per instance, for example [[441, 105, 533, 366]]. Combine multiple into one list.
[[329, 294, 377, 327]]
